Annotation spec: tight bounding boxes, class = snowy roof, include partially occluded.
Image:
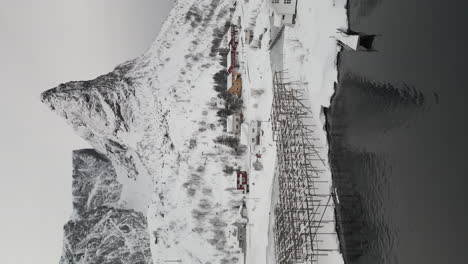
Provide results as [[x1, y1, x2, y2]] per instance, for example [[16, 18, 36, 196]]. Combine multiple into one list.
[[227, 49, 232, 67], [239, 123, 249, 145], [273, 14, 283, 27], [227, 72, 233, 90], [227, 27, 232, 42], [227, 115, 234, 132]]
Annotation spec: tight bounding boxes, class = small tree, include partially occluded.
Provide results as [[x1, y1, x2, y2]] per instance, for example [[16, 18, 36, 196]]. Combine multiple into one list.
[[216, 109, 233, 118], [214, 136, 239, 148], [253, 160, 263, 171], [223, 166, 235, 175]]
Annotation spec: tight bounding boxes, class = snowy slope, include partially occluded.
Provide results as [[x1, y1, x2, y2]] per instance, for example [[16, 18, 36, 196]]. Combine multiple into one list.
[[42, 0, 249, 263]]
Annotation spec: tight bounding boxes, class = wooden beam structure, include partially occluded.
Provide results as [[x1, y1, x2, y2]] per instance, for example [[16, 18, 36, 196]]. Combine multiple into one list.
[[271, 71, 340, 264]]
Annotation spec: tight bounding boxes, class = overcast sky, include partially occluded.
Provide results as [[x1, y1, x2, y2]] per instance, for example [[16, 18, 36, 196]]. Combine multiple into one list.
[[0, 1, 173, 263]]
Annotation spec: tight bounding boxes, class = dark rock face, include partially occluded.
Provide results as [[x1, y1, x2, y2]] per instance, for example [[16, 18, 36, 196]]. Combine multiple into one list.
[[40, 61, 147, 181], [61, 207, 152, 264], [60, 150, 152, 264], [71, 149, 122, 215]]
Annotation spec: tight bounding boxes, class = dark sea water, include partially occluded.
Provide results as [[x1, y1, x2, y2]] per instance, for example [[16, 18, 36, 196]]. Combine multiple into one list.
[[327, 0, 468, 263]]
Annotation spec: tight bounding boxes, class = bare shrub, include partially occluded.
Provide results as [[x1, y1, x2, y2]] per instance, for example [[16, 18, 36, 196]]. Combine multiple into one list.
[[232, 144, 247, 156], [210, 217, 228, 228], [199, 199, 211, 210], [252, 89, 265, 96], [192, 226, 204, 234], [196, 165, 205, 172], [223, 165, 235, 175], [189, 138, 197, 149], [253, 160, 263, 171], [202, 188, 213, 196], [187, 187, 196, 197], [192, 209, 208, 221], [214, 136, 239, 148], [207, 101, 218, 109]]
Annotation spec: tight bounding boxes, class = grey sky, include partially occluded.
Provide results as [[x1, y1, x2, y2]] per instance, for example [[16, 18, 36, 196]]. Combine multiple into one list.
[[0, 1, 173, 263]]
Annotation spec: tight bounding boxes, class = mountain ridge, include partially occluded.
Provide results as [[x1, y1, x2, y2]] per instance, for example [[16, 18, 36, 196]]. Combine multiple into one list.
[[42, 0, 245, 263]]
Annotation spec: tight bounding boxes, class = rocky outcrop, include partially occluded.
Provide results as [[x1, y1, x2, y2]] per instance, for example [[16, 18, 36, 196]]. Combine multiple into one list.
[[41, 62, 146, 182], [70, 149, 122, 215], [60, 149, 152, 264], [41, 59, 154, 214]]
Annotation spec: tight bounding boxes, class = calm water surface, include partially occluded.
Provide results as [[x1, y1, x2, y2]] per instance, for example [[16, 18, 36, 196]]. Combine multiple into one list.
[[327, 0, 468, 263]]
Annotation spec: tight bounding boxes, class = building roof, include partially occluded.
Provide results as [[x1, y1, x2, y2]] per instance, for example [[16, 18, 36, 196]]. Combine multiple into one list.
[[239, 123, 249, 145], [227, 72, 233, 89], [227, 26, 232, 43], [227, 49, 232, 68], [227, 25, 239, 45], [226, 113, 241, 133], [227, 115, 234, 133], [227, 26, 232, 37], [270, 0, 297, 15]]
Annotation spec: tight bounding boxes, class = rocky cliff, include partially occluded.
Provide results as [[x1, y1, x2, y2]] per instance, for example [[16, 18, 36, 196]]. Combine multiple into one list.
[[60, 149, 152, 264], [42, 0, 245, 263]]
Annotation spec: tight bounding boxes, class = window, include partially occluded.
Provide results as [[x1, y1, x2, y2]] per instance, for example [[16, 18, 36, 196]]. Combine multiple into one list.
[[252, 138, 255, 143], [252, 128, 255, 133], [272, 0, 279, 3], [284, 0, 291, 3]]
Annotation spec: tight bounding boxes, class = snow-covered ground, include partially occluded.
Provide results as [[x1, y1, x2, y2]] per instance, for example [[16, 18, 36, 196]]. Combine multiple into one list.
[[230, 0, 349, 263]]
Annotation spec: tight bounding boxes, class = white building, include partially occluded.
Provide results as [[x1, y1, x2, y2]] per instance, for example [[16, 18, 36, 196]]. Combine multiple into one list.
[[233, 222, 247, 253], [227, 113, 242, 135], [249, 121, 262, 145], [270, 0, 298, 26], [240, 121, 262, 153], [245, 29, 254, 45]]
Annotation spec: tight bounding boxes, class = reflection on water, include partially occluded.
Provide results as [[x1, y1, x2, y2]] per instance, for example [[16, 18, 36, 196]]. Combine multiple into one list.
[[347, 0, 382, 22], [328, 0, 468, 263], [327, 73, 423, 264]]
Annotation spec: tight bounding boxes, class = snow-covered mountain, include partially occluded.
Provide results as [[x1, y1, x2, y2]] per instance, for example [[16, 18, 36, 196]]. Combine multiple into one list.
[[42, 0, 246, 263]]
